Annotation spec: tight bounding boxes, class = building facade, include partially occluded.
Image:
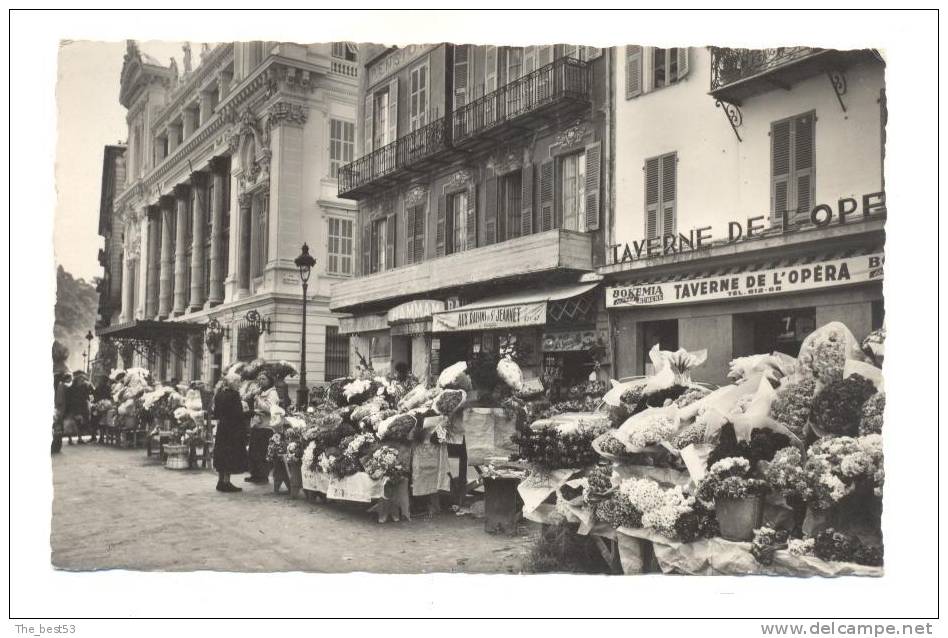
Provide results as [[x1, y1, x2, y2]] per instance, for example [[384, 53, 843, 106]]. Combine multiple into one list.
[[97, 40, 361, 392], [601, 46, 886, 384], [331, 44, 613, 388]]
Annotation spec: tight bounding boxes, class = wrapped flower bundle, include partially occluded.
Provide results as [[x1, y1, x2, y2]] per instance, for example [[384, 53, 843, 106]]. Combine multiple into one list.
[[583, 465, 615, 503], [397, 383, 430, 412], [266, 432, 288, 463], [797, 322, 860, 386], [437, 361, 473, 391], [594, 492, 643, 529], [861, 327, 886, 367], [624, 412, 676, 448], [433, 388, 466, 416], [513, 417, 610, 470], [327, 377, 354, 407], [618, 477, 701, 540], [751, 526, 790, 565], [673, 386, 711, 410], [342, 378, 378, 405], [363, 446, 407, 481], [763, 447, 809, 506], [810, 374, 877, 437], [697, 456, 769, 503], [769, 375, 817, 440], [496, 356, 524, 392], [350, 398, 385, 424], [361, 408, 398, 431], [674, 422, 707, 449], [812, 528, 883, 566], [859, 393, 885, 436], [377, 413, 418, 442]]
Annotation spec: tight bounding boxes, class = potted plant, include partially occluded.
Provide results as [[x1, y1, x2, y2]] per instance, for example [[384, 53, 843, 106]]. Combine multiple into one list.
[[698, 457, 769, 541]]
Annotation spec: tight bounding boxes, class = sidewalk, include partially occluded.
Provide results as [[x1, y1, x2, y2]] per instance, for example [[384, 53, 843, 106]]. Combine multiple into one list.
[[51, 444, 534, 573]]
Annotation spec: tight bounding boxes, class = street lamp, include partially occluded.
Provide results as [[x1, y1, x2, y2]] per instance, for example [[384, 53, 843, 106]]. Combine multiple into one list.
[[294, 243, 316, 409], [85, 330, 94, 374]]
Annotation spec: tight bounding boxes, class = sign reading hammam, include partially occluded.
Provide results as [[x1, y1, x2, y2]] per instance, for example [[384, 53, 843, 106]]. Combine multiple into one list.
[[606, 253, 884, 309], [432, 302, 546, 332]]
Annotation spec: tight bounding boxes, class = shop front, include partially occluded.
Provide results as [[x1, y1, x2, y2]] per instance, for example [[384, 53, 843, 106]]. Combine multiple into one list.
[[605, 245, 884, 385]]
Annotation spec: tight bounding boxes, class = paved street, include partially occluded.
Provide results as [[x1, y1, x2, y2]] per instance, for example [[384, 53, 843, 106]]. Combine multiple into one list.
[[51, 443, 534, 573]]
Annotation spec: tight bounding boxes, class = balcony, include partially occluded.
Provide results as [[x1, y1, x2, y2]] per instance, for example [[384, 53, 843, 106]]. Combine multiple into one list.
[[452, 56, 590, 150], [710, 47, 879, 104], [338, 116, 451, 200], [330, 228, 593, 313]]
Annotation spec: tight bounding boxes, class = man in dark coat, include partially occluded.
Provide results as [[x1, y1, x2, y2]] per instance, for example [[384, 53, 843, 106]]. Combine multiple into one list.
[[212, 372, 249, 492], [64, 371, 93, 444]]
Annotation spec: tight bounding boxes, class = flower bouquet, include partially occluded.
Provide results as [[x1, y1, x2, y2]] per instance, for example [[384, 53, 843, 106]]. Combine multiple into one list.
[[809, 374, 877, 437], [376, 413, 418, 443], [617, 476, 717, 542], [697, 457, 770, 541], [859, 393, 884, 435], [362, 445, 408, 481], [796, 321, 863, 386], [512, 415, 611, 470], [769, 374, 817, 440]]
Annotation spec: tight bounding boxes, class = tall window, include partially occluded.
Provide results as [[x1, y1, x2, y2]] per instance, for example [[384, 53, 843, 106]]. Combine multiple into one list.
[[409, 63, 429, 132], [405, 203, 426, 264], [447, 191, 470, 254], [128, 258, 139, 316], [500, 170, 523, 241], [329, 119, 355, 178], [327, 217, 353, 275], [252, 194, 268, 278], [221, 167, 231, 280], [183, 193, 194, 307], [771, 112, 816, 222], [324, 326, 350, 381], [332, 42, 358, 61], [560, 152, 586, 231], [370, 217, 388, 273], [645, 152, 677, 239], [204, 179, 214, 296], [626, 46, 689, 98], [373, 90, 389, 150], [453, 45, 470, 110]]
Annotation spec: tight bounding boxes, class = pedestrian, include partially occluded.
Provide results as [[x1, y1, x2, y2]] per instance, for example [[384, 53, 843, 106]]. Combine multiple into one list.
[[92, 376, 112, 443], [212, 371, 249, 492], [245, 370, 283, 484], [52, 370, 70, 454], [66, 371, 94, 444]]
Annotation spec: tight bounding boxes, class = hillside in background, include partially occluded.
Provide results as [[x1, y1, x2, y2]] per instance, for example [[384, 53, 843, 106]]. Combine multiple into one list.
[[54, 265, 99, 373]]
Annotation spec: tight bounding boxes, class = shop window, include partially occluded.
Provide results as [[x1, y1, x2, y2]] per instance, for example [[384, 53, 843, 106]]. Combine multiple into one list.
[[736, 308, 816, 358], [329, 119, 355, 178], [500, 170, 523, 241], [327, 217, 353, 275], [641, 320, 678, 375], [872, 300, 885, 330], [560, 151, 587, 232], [446, 191, 471, 254], [645, 152, 676, 239], [771, 112, 815, 224], [325, 326, 350, 381]]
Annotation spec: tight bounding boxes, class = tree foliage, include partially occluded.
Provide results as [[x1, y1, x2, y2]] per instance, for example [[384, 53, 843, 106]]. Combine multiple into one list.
[[54, 265, 99, 372]]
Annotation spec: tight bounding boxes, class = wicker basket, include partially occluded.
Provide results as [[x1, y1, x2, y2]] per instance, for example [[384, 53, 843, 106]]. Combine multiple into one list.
[[164, 444, 190, 470]]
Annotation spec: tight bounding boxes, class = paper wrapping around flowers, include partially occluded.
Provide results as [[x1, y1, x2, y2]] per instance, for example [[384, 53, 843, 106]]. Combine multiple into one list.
[[613, 405, 681, 452], [843, 358, 884, 392], [612, 527, 882, 577], [410, 440, 451, 496], [602, 377, 648, 407], [458, 408, 519, 465], [518, 468, 582, 519], [611, 462, 690, 489]]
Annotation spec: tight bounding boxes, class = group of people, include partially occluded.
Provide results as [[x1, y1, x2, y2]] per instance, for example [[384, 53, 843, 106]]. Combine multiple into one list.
[[212, 368, 290, 493], [51, 369, 109, 453]]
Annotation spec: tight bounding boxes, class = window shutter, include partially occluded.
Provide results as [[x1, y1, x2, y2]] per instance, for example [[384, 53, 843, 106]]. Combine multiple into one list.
[[524, 46, 536, 74], [538, 46, 553, 67], [484, 173, 498, 245], [520, 162, 534, 236], [485, 45, 498, 93], [385, 210, 396, 269], [436, 194, 446, 256], [454, 45, 469, 110], [539, 159, 554, 231], [363, 94, 373, 154], [466, 186, 477, 250], [771, 119, 792, 224], [387, 77, 398, 145], [405, 204, 415, 264], [661, 153, 677, 236], [794, 112, 815, 216], [584, 141, 601, 231], [361, 216, 371, 275], [677, 47, 690, 80], [414, 203, 425, 263], [645, 157, 660, 238], [584, 47, 603, 61], [626, 46, 643, 99]]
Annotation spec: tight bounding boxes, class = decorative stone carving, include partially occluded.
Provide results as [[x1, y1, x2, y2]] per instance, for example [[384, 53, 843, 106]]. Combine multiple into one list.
[[267, 102, 307, 128], [487, 146, 522, 175], [445, 169, 473, 191], [551, 120, 591, 149], [405, 185, 429, 207]]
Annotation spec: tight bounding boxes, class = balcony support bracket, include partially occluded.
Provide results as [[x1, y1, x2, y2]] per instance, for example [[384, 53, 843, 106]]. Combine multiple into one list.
[[715, 99, 744, 143], [825, 69, 848, 113]]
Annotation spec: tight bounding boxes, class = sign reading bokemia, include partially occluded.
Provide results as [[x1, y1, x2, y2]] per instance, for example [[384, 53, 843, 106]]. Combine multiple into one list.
[[606, 253, 884, 308]]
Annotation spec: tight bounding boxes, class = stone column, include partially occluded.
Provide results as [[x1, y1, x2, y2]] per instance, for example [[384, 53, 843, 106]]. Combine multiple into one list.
[[237, 191, 252, 295], [168, 124, 182, 153], [121, 254, 133, 323], [144, 207, 161, 318], [173, 184, 190, 315], [158, 196, 175, 318], [189, 173, 207, 310], [207, 157, 228, 306]]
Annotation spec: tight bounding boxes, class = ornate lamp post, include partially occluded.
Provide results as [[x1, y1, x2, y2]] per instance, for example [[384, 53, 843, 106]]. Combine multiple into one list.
[[85, 330, 94, 374], [294, 243, 316, 409]]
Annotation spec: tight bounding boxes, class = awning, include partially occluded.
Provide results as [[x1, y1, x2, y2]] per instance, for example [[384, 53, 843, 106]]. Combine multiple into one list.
[[338, 313, 388, 335], [605, 245, 884, 309], [96, 319, 205, 339], [432, 282, 598, 333]]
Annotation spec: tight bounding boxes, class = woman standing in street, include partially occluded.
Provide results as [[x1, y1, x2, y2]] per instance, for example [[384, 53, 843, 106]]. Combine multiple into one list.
[[246, 370, 284, 483], [212, 372, 248, 492]]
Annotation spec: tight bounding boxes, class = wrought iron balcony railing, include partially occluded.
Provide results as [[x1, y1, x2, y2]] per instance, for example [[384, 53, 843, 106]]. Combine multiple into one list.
[[453, 56, 590, 144], [710, 47, 825, 93], [338, 116, 449, 198]]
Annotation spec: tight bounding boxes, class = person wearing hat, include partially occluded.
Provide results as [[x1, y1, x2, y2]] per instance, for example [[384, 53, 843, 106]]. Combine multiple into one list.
[[65, 370, 94, 444], [52, 370, 71, 454], [246, 370, 283, 483], [212, 371, 249, 492]]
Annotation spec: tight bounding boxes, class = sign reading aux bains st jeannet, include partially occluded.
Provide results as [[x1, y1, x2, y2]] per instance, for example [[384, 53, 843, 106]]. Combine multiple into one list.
[[606, 253, 884, 309], [432, 303, 546, 332]]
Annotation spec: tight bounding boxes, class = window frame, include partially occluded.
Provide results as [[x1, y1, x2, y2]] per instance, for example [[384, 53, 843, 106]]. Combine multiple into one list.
[[446, 190, 470, 255], [643, 151, 678, 240], [324, 325, 351, 381], [409, 60, 430, 132], [329, 118, 355, 178], [327, 216, 354, 276], [370, 216, 388, 273], [770, 110, 816, 222], [559, 150, 587, 232]]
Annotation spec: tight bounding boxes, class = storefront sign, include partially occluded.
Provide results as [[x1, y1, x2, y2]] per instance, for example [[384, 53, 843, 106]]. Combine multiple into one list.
[[432, 302, 546, 332], [607, 192, 886, 266], [387, 299, 445, 325], [542, 329, 604, 352], [606, 253, 884, 309], [338, 314, 388, 335]]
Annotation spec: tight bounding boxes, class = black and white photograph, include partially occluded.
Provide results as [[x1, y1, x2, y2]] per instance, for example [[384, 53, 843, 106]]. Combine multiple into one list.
[[7, 6, 942, 629]]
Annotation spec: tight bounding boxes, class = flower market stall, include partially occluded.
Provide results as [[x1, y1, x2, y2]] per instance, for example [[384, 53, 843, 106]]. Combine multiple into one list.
[[509, 321, 886, 577]]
